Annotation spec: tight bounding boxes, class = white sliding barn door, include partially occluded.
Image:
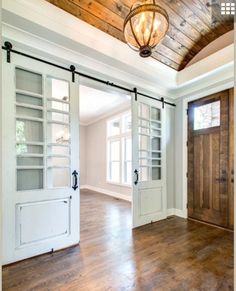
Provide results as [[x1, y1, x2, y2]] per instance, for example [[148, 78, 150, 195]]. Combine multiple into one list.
[[2, 53, 80, 264], [132, 94, 167, 228]]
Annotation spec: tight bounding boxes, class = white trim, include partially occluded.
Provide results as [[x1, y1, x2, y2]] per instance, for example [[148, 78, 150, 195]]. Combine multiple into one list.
[[81, 101, 131, 127], [1, 0, 234, 98], [106, 182, 132, 189], [180, 82, 234, 220], [167, 208, 187, 218], [175, 208, 188, 218], [167, 208, 175, 216], [80, 185, 132, 202]]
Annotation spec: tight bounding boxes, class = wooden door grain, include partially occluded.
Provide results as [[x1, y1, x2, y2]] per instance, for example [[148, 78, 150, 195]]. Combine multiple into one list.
[[188, 90, 234, 229]]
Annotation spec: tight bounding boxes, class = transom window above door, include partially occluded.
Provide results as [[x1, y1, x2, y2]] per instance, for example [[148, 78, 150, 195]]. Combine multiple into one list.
[[194, 100, 220, 130], [107, 112, 131, 186]]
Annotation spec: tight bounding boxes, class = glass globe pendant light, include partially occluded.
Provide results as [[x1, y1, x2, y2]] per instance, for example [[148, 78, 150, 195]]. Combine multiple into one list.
[[123, 0, 169, 57]]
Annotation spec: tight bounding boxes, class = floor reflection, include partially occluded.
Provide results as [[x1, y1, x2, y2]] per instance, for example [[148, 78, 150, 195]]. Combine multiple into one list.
[[3, 189, 233, 291]]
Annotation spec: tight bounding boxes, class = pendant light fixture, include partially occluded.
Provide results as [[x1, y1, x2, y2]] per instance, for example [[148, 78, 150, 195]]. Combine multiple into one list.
[[123, 0, 169, 58]]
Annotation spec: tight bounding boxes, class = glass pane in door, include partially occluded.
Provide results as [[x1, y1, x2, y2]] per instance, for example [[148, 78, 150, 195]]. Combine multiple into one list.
[[46, 77, 71, 189], [47, 145, 69, 156], [47, 123, 70, 145], [47, 157, 70, 167], [16, 144, 43, 155], [17, 157, 43, 166], [16, 119, 43, 143], [17, 169, 43, 191], [47, 111, 69, 123], [48, 100, 69, 112], [16, 106, 43, 118], [51, 79, 70, 102], [151, 107, 161, 121], [16, 68, 42, 94], [16, 93, 43, 106], [138, 103, 162, 182], [47, 168, 70, 188], [15, 67, 44, 191]]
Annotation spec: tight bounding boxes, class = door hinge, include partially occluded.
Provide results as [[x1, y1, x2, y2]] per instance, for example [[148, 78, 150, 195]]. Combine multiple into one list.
[[186, 203, 188, 209], [186, 172, 188, 178], [186, 141, 188, 147], [186, 108, 189, 115]]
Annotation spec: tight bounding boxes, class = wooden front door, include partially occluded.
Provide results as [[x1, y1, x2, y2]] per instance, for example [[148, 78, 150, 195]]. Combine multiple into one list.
[[188, 90, 234, 229]]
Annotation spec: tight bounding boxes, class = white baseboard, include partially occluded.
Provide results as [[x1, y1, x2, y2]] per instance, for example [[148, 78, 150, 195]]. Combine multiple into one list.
[[167, 208, 187, 219], [80, 185, 89, 190], [81, 186, 186, 216], [175, 208, 187, 218], [80, 185, 132, 202], [167, 208, 176, 216]]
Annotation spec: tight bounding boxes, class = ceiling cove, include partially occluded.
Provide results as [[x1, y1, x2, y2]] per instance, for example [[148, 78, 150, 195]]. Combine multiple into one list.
[[46, 0, 234, 71]]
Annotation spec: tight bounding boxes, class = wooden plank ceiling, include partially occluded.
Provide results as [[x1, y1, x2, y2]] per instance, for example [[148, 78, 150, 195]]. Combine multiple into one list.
[[46, 0, 234, 71]]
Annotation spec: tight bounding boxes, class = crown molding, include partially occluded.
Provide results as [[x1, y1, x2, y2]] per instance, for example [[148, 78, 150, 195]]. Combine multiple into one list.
[[80, 102, 131, 127]]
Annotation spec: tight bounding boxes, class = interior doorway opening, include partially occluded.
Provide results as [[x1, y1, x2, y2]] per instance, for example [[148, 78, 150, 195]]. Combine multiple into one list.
[[79, 80, 132, 230]]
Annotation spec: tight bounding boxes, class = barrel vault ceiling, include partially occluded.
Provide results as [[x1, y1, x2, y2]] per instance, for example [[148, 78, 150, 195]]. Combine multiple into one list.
[[46, 0, 234, 71]]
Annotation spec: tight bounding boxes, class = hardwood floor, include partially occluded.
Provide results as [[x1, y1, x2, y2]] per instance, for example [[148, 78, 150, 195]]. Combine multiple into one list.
[[3, 190, 233, 291]]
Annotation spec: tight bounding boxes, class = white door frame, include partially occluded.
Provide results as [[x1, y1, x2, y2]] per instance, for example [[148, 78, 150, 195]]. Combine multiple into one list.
[[180, 81, 234, 219]]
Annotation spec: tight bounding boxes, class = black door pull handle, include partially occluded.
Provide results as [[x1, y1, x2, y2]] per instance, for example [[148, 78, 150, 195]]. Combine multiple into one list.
[[72, 170, 78, 190], [134, 169, 139, 185]]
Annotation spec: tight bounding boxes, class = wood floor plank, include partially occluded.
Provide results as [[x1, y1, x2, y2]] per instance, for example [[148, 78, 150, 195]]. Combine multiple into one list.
[[3, 190, 233, 290]]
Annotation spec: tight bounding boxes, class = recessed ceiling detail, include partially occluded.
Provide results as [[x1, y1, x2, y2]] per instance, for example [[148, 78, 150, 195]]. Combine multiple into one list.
[[46, 0, 234, 71]]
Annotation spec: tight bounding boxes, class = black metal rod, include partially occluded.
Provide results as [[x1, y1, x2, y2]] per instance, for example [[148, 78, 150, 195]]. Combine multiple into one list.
[[134, 87, 138, 101], [2, 43, 176, 107]]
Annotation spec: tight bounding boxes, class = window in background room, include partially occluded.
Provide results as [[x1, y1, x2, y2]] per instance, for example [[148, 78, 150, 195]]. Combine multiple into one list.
[[107, 111, 132, 186]]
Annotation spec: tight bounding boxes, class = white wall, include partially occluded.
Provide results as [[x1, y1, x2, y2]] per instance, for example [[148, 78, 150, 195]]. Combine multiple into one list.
[[80, 107, 132, 201], [166, 107, 175, 210], [174, 98, 185, 211], [80, 106, 176, 206]]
